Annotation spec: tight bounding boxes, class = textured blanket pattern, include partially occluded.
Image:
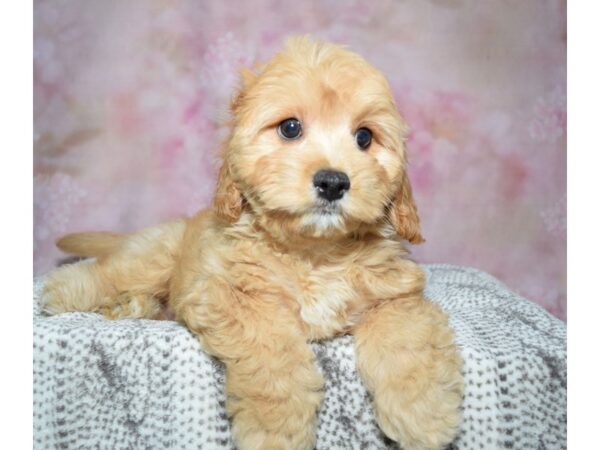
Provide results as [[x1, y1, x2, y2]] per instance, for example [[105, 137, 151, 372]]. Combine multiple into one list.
[[33, 264, 566, 449]]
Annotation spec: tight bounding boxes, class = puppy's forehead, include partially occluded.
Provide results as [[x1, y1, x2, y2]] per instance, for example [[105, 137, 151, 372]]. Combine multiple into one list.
[[243, 45, 396, 126], [260, 59, 389, 104]]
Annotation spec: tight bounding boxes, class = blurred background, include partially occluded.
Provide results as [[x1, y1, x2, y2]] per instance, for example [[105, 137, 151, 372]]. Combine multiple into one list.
[[33, 0, 566, 319]]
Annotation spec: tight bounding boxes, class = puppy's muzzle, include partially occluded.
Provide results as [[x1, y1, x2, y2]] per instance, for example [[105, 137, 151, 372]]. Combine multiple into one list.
[[313, 169, 350, 202]]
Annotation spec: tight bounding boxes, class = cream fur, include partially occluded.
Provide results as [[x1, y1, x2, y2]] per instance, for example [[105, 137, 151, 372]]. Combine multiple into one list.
[[42, 37, 463, 450]]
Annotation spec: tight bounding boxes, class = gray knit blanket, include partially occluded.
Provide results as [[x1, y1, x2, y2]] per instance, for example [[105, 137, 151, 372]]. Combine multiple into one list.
[[33, 264, 566, 450]]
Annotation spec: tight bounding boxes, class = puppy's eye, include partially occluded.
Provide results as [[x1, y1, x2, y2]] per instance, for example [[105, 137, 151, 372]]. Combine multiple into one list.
[[278, 118, 302, 140], [355, 128, 372, 150]]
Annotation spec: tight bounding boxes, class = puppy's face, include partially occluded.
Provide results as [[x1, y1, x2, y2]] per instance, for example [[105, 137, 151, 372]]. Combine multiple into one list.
[[215, 38, 423, 243]]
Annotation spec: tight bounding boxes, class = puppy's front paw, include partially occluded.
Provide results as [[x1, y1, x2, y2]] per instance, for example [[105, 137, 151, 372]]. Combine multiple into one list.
[[369, 332, 463, 450], [225, 358, 324, 450], [355, 299, 463, 450], [230, 391, 322, 450], [372, 364, 463, 450]]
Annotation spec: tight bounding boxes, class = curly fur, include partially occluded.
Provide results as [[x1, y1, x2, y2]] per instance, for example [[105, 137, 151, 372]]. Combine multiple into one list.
[[42, 36, 463, 450]]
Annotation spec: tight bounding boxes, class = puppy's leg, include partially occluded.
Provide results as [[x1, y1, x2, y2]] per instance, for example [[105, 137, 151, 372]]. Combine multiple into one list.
[[177, 278, 323, 450], [353, 296, 463, 450], [41, 261, 117, 315], [41, 220, 185, 319]]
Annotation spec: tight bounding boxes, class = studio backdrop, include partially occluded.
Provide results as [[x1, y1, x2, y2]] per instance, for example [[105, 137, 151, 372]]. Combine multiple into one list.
[[33, 0, 566, 319]]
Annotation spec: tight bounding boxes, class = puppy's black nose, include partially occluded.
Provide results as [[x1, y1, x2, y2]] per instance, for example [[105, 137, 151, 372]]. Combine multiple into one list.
[[313, 169, 351, 201]]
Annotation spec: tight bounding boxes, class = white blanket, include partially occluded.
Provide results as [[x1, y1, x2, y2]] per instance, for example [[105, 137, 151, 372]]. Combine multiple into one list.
[[33, 264, 566, 449]]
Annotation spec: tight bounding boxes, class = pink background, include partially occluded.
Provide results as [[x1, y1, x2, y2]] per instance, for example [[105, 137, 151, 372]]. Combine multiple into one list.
[[33, 0, 566, 319]]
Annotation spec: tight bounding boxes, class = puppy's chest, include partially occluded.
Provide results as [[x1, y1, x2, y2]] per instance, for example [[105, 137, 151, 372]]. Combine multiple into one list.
[[230, 239, 413, 340], [292, 266, 362, 339]]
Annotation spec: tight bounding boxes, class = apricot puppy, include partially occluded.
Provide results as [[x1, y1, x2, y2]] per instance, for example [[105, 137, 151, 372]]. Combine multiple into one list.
[[42, 37, 463, 450]]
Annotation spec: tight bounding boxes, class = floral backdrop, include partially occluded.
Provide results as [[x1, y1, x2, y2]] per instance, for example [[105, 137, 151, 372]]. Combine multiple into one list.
[[33, 0, 567, 319]]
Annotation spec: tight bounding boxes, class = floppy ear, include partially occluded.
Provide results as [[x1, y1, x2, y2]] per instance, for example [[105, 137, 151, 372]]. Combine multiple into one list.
[[213, 67, 259, 223], [388, 170, 425, 244], [213, 160, 243, 223]]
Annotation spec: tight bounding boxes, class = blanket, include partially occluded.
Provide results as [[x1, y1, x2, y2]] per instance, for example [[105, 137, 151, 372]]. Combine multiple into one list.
[[33, 264, 567, 449]]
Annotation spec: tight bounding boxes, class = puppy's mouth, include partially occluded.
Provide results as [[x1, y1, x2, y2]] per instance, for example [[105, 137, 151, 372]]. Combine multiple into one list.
[[296, 200, 348, 234], [311, 199, 343, 215]]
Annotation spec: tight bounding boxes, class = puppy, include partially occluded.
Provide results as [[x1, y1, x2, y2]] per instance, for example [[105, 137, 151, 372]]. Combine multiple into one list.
[[42, 37, 463, 450]]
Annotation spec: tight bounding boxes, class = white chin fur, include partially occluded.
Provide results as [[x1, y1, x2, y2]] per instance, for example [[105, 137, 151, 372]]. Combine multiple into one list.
[[299, 211, 345, 234]]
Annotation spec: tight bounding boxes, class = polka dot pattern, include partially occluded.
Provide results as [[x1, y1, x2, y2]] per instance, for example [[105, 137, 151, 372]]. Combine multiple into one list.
[[33, 264, 566, 449]]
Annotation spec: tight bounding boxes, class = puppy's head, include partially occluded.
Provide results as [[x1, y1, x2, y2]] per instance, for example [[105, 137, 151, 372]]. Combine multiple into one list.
[[214, 37, 424, 244]]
